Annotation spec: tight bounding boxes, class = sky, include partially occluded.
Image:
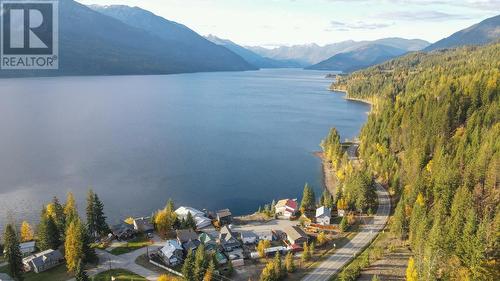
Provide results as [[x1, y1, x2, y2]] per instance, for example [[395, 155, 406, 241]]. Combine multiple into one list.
[[76, 0, 500, 48]]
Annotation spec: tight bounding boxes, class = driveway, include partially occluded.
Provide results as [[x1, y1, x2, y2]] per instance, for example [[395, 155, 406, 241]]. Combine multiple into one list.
[[301, 183, 391, 281]]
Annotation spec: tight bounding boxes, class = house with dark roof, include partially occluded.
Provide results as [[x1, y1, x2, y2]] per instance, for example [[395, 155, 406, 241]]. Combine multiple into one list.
[[199, 232, 217, 252], [219, 225, 241, 252], [216, 209, 232, 225], [111, 222, 136, 240], [315, 206, 332, 225], [22, 249, 64, 273], [284, 226, 309, 246], [176, 229, 201, 252], [133, 217, 154, 233]]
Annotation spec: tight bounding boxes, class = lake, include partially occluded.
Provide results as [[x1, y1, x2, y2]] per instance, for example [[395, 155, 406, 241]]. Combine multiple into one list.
[[0, 69, 369, 227]]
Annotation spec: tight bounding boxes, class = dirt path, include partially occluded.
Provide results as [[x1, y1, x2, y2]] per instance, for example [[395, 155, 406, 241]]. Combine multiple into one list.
[[356, 247, 411, 281]]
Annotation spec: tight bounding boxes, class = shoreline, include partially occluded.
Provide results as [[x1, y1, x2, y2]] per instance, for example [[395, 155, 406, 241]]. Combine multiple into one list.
[[314, 151, 338, 197], [330, 88, 374, 106]]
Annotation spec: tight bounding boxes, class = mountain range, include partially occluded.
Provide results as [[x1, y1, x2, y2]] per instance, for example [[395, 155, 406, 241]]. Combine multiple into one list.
[[0, 1, 498, 77], [205, 35, 304, 68]]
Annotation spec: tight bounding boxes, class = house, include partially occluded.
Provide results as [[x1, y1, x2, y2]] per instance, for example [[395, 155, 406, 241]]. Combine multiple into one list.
[[176, 229, 201, 252], [284, 226, 309, 246], [275, 199, 299, 218], [219, 225, 241, 252], [215, 251, 228, 265], [159, 240, 184, 266], [175, 206, 212, 229], [23, 249, 64, 273], [240, 231, 258, 244], [255, 230, 274, 241], [111, 222, 136, 240], [19, 241, 36, 256], [199, 232, 217, 252], [216, 209, 232, 225], [315, 206, 332, 225], [133, 217, 154, 233]]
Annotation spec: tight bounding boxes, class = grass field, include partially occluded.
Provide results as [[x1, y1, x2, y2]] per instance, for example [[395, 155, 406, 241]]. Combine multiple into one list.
[[92, 269, 147, 281], [0, 264, 72, 281], [109, 234, 153, 255]]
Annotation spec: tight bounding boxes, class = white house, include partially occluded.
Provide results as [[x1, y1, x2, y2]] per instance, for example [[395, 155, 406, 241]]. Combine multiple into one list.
[[255, 230, 274, 241], [159, 240, 183, 266], [175, 206, 212, 229], [275, 199, 298, 218], [240, 231, 258, 244], [315, 206, 331, 225]]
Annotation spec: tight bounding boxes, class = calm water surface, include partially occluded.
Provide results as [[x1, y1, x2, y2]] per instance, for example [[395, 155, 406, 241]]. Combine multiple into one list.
[[0, 69, 369, 227]]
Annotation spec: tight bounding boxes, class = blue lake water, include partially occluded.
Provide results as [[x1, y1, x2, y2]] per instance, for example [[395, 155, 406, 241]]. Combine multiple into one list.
[[0, 69, 369, 226]]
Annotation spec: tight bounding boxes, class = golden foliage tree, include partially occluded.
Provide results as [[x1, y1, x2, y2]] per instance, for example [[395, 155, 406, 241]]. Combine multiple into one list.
[[64, 192, 78, 225], [257, 240, 271, 258], [20, 221, 34, 242], [406, 257, 418, 281], [65, 218, 84, 272]]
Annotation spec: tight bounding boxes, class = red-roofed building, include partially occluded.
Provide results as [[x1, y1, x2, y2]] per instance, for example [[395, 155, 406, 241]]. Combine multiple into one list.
[[275, 199, 299, 218]]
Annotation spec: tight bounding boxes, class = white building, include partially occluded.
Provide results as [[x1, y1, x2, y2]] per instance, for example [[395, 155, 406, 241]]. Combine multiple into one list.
[[175, 206, 212, 229], [315, 206, 331, 225], [275, 199, 298, 218], [240, 231, 258, 244], [255, 230, 274, 241]]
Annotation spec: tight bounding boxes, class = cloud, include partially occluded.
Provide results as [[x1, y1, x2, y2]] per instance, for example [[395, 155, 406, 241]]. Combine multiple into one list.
[[327, 20, 393, 31], [377, 10, 476, 21], [327, 0, 500, 11]]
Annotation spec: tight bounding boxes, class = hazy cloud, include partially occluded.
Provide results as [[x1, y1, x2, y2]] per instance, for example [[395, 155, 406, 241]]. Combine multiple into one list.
[[377, 10, 476, 21], [328, 20, 393, 31]]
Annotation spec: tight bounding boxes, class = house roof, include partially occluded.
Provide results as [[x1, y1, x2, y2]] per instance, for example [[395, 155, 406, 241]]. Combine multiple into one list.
[[255, 230, 273, 237], [240, 231, 257, 239], [111, 222, 134, 233], [175, 206, 212, 229], [133, 217, 154, 231], [316, 206, 331, 218], [176, 229, 199, 243], [216, 209, 232, 218], [220, 225, 240, 244], [23, 249, 63, 268], [199, 232, 216, 244], [160, 240, 183, 259], [276, 199, 298, 211], [20, 241, 36, 250], [284, 226, 308, 241]]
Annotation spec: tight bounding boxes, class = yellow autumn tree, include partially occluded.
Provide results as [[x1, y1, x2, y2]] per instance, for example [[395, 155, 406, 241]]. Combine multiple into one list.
[[20, 221, 34, 242], [406, 257, 418, 281], [257, 240, 271, 258], [65, 219, 83, 272], [64, 192, 78, 224], [157, 275, 175, 281], [317, 232, 328, 246]]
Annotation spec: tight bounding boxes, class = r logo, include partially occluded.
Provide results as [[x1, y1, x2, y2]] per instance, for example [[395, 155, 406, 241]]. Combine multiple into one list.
[[1, 0, 58, 69]]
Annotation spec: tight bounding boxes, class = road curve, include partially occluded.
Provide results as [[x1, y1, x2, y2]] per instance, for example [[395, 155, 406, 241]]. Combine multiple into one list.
[[301, 183, 391, 281]]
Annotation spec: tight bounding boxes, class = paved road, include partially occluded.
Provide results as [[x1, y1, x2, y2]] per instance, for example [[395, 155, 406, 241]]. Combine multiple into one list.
[[301, 183, 391, 281]]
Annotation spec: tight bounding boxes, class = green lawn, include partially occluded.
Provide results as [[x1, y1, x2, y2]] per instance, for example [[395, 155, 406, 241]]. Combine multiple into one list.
[[0, 264, 72, 281], [109, 234, 153, 255], [92, 269, 147, 281]]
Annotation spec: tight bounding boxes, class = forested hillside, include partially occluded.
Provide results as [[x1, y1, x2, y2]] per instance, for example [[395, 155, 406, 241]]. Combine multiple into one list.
[[331, 43, 499, 280]]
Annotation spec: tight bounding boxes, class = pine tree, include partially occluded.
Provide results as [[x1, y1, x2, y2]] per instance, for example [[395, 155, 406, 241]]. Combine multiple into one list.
[[3, 224, 23, 281], [284, 252, 295, 273], [81, 224, 97, 264], [47, 196, 66, 239], [273, 252, 284, 279], [185, 212, 196, 230], [182, 249, 195, 281], [301, 242, 310, 262], [194, 244, 208, 281], [93, 193, 108, 236], [85, 189, 96, 237], [75, 259, 89, 281], [37, 209, 60, 250], [19, 221, 34, 242], [65, 218, 84, 272], [300, 183, 316, 213], [339, 216, 348, 232]]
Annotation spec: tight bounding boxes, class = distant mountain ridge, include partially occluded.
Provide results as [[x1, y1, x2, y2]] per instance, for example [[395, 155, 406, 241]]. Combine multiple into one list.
[[248, 38, 430, 65], [0, 0, 255, 77], [307, 44, 408, 72], [205, 35, 304, 68], [425, 14, 500, 51]]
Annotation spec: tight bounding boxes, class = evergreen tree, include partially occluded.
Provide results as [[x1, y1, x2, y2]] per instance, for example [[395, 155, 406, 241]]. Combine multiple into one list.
[[182, 249, 195, 281], [65, 218, 84, 272], [81, 224, 97, 264], [194, 244, 208, 281], [339, 216, 348, 232], [37, 209, 60, 250], [75, 259, 89, 281], [85, 190, 96, 237], [273, 252, 284, 279], [301, 242, 310, 262], [47, 196, 66, 239], [185, 212, 196, 230], [203, 260, 215, 281], [93, 193, 108, 236], [3, 224, 23, 281], [300, 183, 316, 213]]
